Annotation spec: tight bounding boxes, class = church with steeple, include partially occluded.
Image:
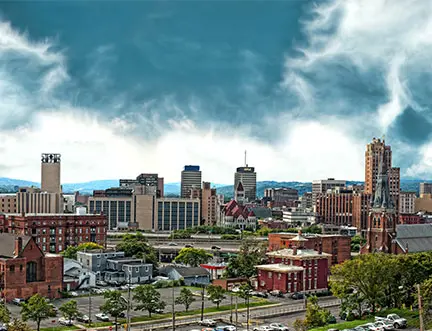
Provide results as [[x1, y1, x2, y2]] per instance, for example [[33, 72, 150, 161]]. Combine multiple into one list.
[[362, 150, 397, 254]]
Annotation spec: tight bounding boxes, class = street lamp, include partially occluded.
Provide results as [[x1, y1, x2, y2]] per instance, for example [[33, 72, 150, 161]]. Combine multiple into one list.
[[195, 275, 205, 321]]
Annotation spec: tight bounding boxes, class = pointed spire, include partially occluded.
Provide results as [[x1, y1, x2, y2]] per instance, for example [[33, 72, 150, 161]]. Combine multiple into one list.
[[372, 147, 393, 210]]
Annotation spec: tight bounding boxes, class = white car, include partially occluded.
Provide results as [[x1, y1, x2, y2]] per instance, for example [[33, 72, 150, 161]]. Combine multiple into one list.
[[59, 317, 73, 326], [199, 319, 217, 327], [253, 326, 274, 331], [95, 313, 110, 321], [270, 323, 290, 331], [374, 321, 394, 331], [69, 292, 78, 297], [217, 326, 236, 331]]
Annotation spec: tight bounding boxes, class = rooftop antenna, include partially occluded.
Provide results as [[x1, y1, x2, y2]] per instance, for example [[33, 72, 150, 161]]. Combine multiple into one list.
[[244, 150, 248, 167]]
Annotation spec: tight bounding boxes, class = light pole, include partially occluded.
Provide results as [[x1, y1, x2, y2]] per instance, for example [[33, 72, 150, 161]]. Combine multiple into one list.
[[172, 286, 176, 331], [230, 293, 233, 323], [88, 287, 92, 327], [126, 275, 131, 331]]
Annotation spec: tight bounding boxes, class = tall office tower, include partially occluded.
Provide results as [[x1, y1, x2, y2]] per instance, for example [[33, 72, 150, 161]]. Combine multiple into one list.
[[41, 153, 61, 194], [234, 151, 257, 202], [311, 178, 346, 206], [119, 173, 164, 198], [420, 183, 432, 197], [364, 138, 400, 208], [363, 151, 396, 254], [202, 182, 217, 226], [180, 165, 202, 198]]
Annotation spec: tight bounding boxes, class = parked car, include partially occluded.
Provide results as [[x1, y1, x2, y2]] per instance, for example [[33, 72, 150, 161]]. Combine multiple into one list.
[[327, 315, 337, 324], [251, 291, 268, 298], [375, 314, 407, 329], [154, 308, 164, 314], [340, 310, 360, 321], [290, 292, 304, 300], [374, 321, 394, 331], [12, 298, 25, 306], [216, 326, 236, 331], [95, 313, 110, 321], [270, 290, 284, 297], [212, 245, 221, 250], [96, 280, 108, 286], [0, 323, 7, 331], [199, 319, 217, 327], [77, 314, 90, 323], [49, 304, 58, 315], [269, 322, 290, 331], [168, 242, 178, 246], [253, 326, 273, 331], [59, 317, 73, 326], [185, 244, 194, 248], [69, 291, 79, 297]]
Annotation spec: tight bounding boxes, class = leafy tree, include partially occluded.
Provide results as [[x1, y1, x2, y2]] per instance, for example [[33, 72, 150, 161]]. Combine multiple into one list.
[[116, 233, 158, 269], [7, 319, 32, 331], [21, 294, 56, 331], [238, 283, 253, 301], [206, 285, 226, 309], [304, 296, 331, 327], [100, 290, 127, 331], [59, 300, 79, 321], [174, 288, 195, 312], [174, 248, 212, 267], [224, 238, 267, 278], [293, 318, 308, 331], [350, 235, 366, 253], [133, 285, 166, 317], [61, 242, 104, 259], [0, 304, 10, 324]]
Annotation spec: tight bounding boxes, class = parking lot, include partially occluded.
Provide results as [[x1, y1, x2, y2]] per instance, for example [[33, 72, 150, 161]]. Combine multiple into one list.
[[7, 286, 273, 329]]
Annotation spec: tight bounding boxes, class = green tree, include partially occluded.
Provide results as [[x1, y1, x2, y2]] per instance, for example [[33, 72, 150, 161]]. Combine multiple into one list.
[[100, 290, 127, 331], [116, 233, 158, 269], [350, 235, 366, 253], [174, 248, 212, 267], [293, 318, 308, 331], [133, 285, 166, 317], [59, 300, 79, 321], [206, 285, 226, 309], [238, 283, 253, 300], [174, 288, 195, 312], [7, 319, 32, 331], [304, 296, 331, 327], [0, 304, 10, 324], [330, 253, 399, 313], [21, 294, 56, 331], [225, 238, 267, 278], [61, 242, 104, 259]]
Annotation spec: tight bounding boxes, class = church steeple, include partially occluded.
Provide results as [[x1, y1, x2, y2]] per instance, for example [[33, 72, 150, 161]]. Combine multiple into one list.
[[372, 149, 393, 210]]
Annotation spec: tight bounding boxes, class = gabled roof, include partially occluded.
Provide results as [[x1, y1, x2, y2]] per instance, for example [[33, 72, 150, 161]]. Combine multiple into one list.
[[223, 200, 254, 219], [236, 182, 244, 192], [160, 266, 210, 277], [0, 234, 32, 258], [395, 224, 432, 253]]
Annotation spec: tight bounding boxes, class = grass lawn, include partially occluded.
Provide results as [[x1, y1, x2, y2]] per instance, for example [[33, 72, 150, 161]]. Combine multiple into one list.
[[309, 308, 420, 331], [40, 326, 80, 331]]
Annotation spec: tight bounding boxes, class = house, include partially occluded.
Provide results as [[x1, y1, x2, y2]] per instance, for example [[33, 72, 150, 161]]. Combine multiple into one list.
[[159, 266, 211, 286], [256, 232, 330, 294], [76, 249, 152, 284], [0, 234, 63, 301], [63, 258, 96, 291], [220, 200, 256, 230]]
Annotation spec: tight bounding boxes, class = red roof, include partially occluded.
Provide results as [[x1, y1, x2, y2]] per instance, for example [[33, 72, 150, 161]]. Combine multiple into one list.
[[223, 200, 253, 219]]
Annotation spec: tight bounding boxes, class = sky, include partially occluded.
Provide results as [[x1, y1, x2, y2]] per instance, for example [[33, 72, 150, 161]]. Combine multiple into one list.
[[0, 0, 431, 184]]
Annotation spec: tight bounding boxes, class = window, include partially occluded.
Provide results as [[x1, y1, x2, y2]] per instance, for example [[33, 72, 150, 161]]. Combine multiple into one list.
[[308, 279, 311, 289], [42, 238, 46, 243], [278, 273, 281, 280], [268, 272, 272, 278], [43, 245, 46, 251], [9, 265, 14, 272], [58, 245, 62, 251], [314, 279, 317, 289], [20, 265, 23, 272], [59, 229, 62, 234], [26, 262, 37, 282]]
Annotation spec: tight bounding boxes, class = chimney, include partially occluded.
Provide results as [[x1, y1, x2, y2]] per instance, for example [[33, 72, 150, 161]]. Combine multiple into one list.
[[14, 237, 23, 256], [292, 245, 297, 255]]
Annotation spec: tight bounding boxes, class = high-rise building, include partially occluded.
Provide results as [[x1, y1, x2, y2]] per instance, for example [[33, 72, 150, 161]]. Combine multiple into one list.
[[316, 188, 354, 227], [119, 173, 164, 197], [264, 187, 298, 208], [312, 178, 346, 205], [362, 151, 396, 254], [352, 192, 371, 234], [17, 187, 63, 214], [202, 182, 218, 226], [420, 183, 432, 197], [234, 167, 257, 202], [364, 138, 400, 208], [399, 191, 416, 214], [41, 153, 61, 194], [181, 165, 202, 198]]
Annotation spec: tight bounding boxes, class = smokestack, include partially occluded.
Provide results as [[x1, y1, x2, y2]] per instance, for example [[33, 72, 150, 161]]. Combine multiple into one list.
[[14, 237, 23, 256]]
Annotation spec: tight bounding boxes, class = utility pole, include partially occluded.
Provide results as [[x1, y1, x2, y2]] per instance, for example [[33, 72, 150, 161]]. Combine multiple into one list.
[[172, 286, 176, 331], [201, 285, 205, 321], [230, 294, 233, 324], [235, 294, 238, 326], [88, 287, 92, 327], [417, 284, 424, 331], [126, 275, 131, 331], [246, 293, 250, 331]]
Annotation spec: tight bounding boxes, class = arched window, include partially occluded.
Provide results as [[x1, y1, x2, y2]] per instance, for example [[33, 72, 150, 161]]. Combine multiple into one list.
[[26, 262, 37, 283]]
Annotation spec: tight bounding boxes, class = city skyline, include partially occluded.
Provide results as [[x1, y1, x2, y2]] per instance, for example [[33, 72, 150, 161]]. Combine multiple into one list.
[[0, 1, 431, 183]]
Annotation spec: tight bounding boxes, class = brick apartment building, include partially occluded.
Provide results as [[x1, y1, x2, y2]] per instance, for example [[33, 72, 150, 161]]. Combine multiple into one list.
[[256, 233, 329, 294], [0, 234, 63, 301], [268, 232, 351, 266], [316, 188, 354, 226], [0, 214, 107, 254]]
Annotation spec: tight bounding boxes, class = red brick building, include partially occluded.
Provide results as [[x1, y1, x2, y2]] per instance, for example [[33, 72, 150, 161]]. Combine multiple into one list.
[[399, 214, 423, 225], [0, 234, 63, 301], [316, 189, 354, 226], [256, 233, 330, 294], [268, 232, 351, 266], [0, 214, 107, 254]]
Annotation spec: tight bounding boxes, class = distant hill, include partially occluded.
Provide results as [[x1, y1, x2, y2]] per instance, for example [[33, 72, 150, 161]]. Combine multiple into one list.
[[0, 177, 427, 196]]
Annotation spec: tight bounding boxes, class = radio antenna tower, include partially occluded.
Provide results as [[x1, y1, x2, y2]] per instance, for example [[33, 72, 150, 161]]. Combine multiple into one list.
[[244, 150, 248, 167]]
